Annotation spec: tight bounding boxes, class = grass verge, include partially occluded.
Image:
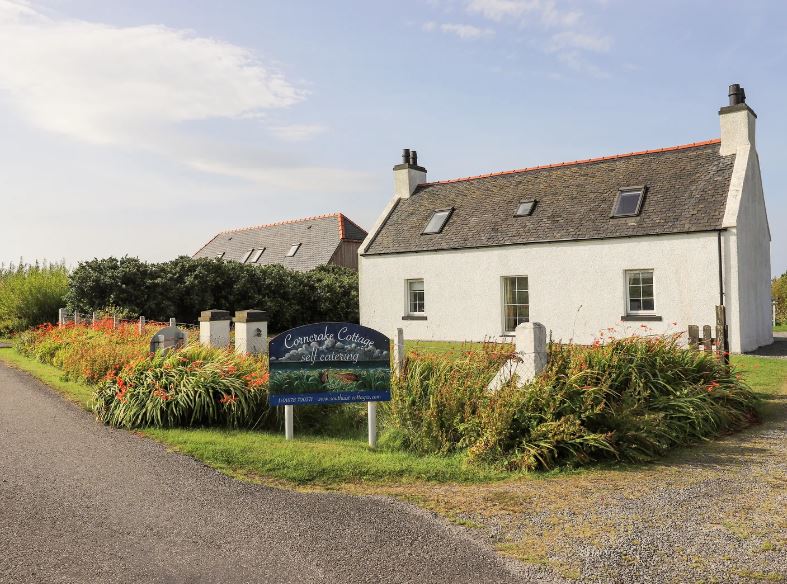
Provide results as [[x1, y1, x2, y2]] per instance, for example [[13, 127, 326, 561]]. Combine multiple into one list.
[[0, 345, 508, 486], [2, 346, 785, 488]]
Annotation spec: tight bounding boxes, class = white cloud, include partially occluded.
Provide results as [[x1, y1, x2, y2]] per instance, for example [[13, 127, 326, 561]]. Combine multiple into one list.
[[0, 1, 303, 146], [422, 21, 437, 32], [268, 124, 327, 142], [466, 0, 580, 27], [547, 30, 611, 53], [186, 158, 374, 193], [440, 23, 495, 40]]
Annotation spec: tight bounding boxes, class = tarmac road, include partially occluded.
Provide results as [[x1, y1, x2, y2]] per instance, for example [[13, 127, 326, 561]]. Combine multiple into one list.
[[0, 362, 524, 584]]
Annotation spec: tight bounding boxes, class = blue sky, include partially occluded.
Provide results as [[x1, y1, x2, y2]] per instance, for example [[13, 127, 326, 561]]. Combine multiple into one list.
[[0, 0, 784, 275]]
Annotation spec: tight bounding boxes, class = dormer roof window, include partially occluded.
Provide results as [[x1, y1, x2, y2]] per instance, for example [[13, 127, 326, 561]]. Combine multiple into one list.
[[423, 209, 453, 235], [286, 243, 301, 257], [612, 187, 645, 218]]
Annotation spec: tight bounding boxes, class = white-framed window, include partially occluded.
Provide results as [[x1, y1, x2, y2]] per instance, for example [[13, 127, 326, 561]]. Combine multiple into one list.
[[286, 243, 301, 257], [407, 279, 425, 314], [241, 249, 254, 263], [502, 276, 529, 333], [626, 270, 655, 314]]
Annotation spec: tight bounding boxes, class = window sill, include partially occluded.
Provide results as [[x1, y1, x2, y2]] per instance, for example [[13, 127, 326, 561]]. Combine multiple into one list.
[[620, 315, 663, 322], [402, 315, 427, 321]]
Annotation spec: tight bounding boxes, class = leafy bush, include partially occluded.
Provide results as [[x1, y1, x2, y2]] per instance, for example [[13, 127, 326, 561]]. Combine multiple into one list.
[[468, 336, 759, 470], [65, 257, 359, 331], [773, 271, 787, 325], [17, 321, 364, 434], [0, 262, 68, 334], [386, 336, 759, 470], [384, 344, 514, 454], [93, 345, 270, 429]]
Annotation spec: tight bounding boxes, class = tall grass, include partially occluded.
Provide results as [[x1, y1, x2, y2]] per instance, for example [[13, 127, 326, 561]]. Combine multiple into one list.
[[0, 261, 68, 334]]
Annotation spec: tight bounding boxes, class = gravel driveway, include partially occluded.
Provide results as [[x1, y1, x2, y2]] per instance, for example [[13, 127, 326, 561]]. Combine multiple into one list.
[[0, 363, 524, 584]]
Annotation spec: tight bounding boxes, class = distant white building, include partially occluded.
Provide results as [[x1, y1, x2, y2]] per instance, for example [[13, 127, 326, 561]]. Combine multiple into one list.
[[359, 85, 772, 353]]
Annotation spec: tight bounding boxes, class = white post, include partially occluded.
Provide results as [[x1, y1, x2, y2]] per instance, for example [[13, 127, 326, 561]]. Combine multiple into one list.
[[199, 310, 231, 348], [284, 405, 294, 440], [234, 310, 268, 355], [170, 317, 176, 327], [368, 402, 377, 448], [112, 313, 118, 329], [74, 310, 79, 325], [58, 308, 66, 328], [774, 300, 777, 327], [92, 312, 96, 326], [138, 316, 145, 334], [393, 327, 405, 375], [487, 322, 548, 391]]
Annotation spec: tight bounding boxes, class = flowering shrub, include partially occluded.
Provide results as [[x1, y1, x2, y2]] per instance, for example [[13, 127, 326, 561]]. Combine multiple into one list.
[[15, 319, 189, 383], [93, 345, 270, 429], [468, 335, 759, 470]]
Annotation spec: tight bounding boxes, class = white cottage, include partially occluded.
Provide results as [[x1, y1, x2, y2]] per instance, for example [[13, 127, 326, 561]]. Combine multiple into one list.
[[359, 85, 772, 353]]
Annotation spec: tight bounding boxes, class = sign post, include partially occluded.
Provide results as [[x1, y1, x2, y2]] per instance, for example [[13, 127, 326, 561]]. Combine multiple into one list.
[[284, 405, 294, 440], [268, 322, 392, 446], [367, 402, 377, 448]]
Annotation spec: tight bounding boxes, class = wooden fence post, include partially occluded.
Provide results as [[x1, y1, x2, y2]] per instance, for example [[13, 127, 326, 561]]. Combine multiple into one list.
[[74, 311, 79, 325], [702, 325, 712, 353], [138, 316, 145, 334], [393, 328, 405, 375], [688, 325, 699, 349]]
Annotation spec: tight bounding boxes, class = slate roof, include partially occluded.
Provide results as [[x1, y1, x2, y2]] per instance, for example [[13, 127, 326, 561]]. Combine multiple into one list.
[[363, 140, 736, 256], [193, 213, 367, 271]]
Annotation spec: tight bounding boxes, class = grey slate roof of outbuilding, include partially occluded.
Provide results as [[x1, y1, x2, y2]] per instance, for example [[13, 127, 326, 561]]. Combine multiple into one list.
[[363, 140, 736, 256], [193, 213, 367, 271]]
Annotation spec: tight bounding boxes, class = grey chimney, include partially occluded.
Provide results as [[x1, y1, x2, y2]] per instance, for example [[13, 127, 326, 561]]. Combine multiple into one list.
[[393, 148, 427, 199], [719, 83, 756, 156]]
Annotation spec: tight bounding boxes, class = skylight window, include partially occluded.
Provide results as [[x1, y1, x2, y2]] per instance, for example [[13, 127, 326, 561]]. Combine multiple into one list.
[[250, 248, 265, 263], [612, 187, 645, 217], [423, 209, 453, 235], [515, 200, 537, 217], [286, 243, 301, 257], [241, 249, 254, 263]]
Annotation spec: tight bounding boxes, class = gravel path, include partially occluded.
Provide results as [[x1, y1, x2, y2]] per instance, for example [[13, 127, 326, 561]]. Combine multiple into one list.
[[746, 334, 787, 359], [0, 363, 525, 584]]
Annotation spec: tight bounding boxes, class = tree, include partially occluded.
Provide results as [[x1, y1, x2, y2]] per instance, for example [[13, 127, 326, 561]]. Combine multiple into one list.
[[773, 271, 787, 325]]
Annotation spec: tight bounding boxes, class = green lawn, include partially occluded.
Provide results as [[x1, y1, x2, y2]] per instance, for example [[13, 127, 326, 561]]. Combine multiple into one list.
[[2, 344, 785, 488], [774, 324, 787, 333]]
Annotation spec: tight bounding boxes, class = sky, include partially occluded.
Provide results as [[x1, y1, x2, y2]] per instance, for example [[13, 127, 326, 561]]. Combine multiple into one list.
[[0, 0, 785, 276]]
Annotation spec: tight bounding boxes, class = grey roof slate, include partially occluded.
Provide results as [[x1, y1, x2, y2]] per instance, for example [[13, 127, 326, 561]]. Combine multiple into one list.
[[364, 140, 736, 256], [193, 213, 367, 271]]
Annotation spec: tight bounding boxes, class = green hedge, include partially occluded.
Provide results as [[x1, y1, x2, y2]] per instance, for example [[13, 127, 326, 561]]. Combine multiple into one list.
[[65, 256, 358, 332]]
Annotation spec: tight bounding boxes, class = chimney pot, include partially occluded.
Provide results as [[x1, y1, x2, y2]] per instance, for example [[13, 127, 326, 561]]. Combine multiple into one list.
[[410, 150, 418, 166], [728, 83, 746, 106], [402, 148, 410, 164]]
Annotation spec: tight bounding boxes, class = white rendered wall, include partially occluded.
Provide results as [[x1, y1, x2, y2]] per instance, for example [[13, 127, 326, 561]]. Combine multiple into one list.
[[723, 147, 773, 352], [360, 232, 725, 346]]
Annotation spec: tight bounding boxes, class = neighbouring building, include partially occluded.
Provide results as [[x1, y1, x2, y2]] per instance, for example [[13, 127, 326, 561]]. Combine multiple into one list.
[[359, 85, 772, 353], [194, 213, 367, 271]]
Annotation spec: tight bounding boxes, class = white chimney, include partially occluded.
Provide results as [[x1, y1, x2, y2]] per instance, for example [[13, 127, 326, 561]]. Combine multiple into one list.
[[393, 148, 427, 199], [719, 83, 756, 156]]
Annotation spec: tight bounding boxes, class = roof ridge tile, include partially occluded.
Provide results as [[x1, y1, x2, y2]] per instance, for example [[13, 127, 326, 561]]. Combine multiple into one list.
[[424, 139, 722, 186]]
